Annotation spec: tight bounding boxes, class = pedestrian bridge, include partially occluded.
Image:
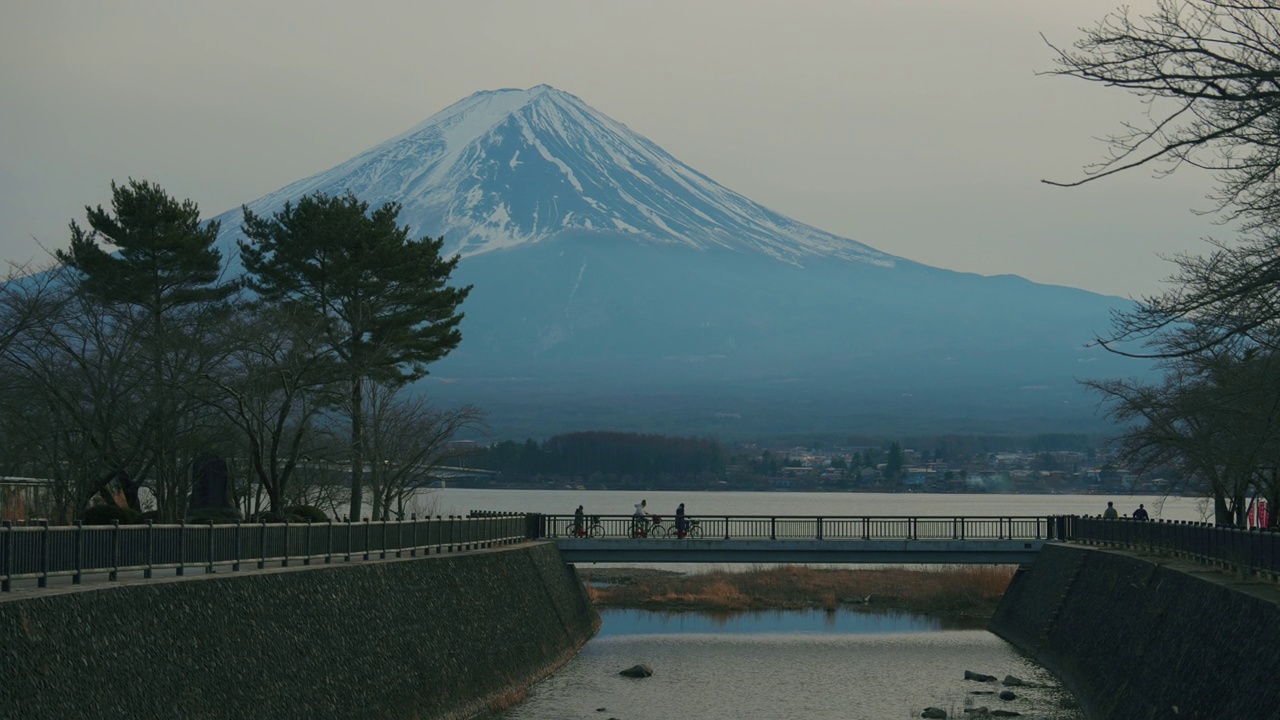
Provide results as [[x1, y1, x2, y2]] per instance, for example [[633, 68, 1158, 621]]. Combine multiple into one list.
[[543, 514, 1055, 565]]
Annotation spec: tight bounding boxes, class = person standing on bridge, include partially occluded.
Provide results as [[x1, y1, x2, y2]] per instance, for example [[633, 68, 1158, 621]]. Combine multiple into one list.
[[1103, 501, 1119, 519], [1133, 503, 1149, 521], [574, 505, 585, 536], [675, 502, 689, 538]]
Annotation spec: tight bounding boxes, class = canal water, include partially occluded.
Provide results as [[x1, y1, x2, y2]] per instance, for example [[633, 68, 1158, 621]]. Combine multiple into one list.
[[486, 609, 1083, 720], [442, 490, 1166, 719]]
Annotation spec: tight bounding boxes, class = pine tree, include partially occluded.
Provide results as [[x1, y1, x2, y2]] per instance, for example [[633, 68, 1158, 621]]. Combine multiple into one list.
[[56, 179, 235, 515], [239, 192, 470, 521]]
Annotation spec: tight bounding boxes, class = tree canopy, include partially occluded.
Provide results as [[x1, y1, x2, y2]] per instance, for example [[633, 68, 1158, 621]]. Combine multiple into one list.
[[239, 193, 471, 520], [57, 178, 234, 315]]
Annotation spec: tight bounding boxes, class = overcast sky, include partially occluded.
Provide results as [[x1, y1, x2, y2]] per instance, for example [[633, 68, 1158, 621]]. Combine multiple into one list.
[[1, 0, 1227, 298]]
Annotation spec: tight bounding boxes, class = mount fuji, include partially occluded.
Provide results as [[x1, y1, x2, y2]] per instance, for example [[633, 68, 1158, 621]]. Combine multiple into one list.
[[210, 85, 1138, 439]]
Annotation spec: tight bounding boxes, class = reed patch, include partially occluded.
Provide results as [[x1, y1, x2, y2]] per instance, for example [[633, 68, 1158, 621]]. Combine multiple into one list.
[[581, 565, 1017, 619]]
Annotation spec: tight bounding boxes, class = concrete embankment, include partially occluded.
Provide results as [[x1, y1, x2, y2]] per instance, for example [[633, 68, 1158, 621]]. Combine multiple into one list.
[[990, 542, 1280, 719], [0, 541, 598, 720]]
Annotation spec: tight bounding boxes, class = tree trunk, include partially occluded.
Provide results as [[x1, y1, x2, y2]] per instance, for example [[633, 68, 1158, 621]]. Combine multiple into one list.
[[349, 379, 364, 521], [268, 484, 283, 516], [1214, 491, 1231, 526]]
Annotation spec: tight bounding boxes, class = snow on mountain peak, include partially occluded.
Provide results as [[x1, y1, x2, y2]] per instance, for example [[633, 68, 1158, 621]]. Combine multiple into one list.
[[216, 85, 893, 268]]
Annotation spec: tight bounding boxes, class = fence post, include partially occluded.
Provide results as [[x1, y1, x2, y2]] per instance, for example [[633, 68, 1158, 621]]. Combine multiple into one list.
[[1, 520, 10, 592], [411, 514, 418, 557], [110, 519, 120, 582], [144, 520, 154, 579], [37, 520, 49, 589], [816, 517, 823, 541], [325, 521, 333, 564], [175, 520, 188, 576], [396, 517, 403, 558], [206, 521, 215, 574], [74, 520, 84, 585], [258, 520, 267, 570], [282, 519, 291, 567], [232, 521, 241, 572], [363, 519, 371, 561], [770, 517, 776, 540], [343, 517, 352, 563], [304, 520, 312, 566], [381, 518, 388, 560]]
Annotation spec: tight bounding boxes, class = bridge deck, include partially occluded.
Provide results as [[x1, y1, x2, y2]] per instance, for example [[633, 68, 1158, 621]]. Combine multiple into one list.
[[555, 538, 1046, 564]]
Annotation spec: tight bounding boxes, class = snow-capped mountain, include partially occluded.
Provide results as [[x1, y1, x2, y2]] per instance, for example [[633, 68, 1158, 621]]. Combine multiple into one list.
[[216, 85, 889, 267], [209, 85, 1142, 439]]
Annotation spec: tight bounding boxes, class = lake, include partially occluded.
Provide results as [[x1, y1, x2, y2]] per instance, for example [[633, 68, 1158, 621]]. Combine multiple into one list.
[[429, 487, 1206, 523]]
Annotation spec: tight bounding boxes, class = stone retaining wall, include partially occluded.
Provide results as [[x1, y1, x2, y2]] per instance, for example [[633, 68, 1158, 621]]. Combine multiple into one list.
[[0, 541, 598, 720], [990, 542, 1280, 719]]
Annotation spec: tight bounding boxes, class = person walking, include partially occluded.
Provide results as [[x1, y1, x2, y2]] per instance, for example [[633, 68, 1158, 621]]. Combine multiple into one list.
[[1103, 501, 1119, 519], [573, 504, 585, 536], [675, 502, 688, 538], [1133, 503, 1149, 521]]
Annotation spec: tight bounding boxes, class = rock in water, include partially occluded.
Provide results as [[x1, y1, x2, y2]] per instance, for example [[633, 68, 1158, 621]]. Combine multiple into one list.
[[921, 708, 948, 719], [618, 664, 653, 678], [999, 690, 1017, 701], [964, 670, 997, 682], [1002, 675, 1024, 686]]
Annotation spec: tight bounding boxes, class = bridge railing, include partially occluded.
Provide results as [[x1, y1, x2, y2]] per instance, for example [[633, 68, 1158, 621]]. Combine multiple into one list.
[[542, 514, 1054, 541], [1066, 515, 1280, 579], [0, 513, 530, 592]]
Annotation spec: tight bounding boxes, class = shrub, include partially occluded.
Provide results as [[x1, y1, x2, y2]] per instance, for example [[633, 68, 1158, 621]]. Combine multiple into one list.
[[247, 510, 288, 524], [283, 505, 330, 523], [185, 506, 243, 525], [82, 504, 142, 525]]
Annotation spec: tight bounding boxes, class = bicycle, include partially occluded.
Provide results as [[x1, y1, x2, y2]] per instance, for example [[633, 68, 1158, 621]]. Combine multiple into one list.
[[630, 515, 662, 538], [646, 516, 703, 539], [564, 516, 604, 538]]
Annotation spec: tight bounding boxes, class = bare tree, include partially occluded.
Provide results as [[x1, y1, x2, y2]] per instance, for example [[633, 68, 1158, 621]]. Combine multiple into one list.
[[204, 305, 341, 513], [1045, 0, 1280, 230], [325, 381, 483, 520], [0, 272, 154, 517], [1088, 329, 1280, 525]]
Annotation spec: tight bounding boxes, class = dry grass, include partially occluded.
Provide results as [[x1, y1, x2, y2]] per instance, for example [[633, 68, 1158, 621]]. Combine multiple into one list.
[[583, 565, 1017, 619], [483, 685, 529, 712]]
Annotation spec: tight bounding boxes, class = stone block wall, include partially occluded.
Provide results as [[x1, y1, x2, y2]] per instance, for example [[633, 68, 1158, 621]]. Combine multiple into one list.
[[0, 542, 598, 720], [991, 542, 1280, 719]]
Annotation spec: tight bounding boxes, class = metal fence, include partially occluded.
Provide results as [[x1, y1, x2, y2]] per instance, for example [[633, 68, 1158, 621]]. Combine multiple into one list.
[[0, 513, 531, 592], [1066, 515, 1280, 578], [540, 514, 1055, 541]]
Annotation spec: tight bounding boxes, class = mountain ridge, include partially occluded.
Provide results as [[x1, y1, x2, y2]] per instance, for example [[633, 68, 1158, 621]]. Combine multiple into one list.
[[212, 84, 893, 267], [204, 84, 1140, 438]]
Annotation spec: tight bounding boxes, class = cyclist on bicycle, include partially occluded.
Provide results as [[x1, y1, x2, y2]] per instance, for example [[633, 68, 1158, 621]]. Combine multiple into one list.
[[632, 499, 649, 536]]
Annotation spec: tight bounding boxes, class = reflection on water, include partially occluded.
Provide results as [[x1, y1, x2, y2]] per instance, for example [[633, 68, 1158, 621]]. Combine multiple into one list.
[[599, 608, 942, 636], [490, 610, 1083, 720]]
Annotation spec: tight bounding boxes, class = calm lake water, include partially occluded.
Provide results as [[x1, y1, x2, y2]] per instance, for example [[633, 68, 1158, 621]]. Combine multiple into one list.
[[448, 490, 1160, 719], [430, 487, 1207, 523]]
